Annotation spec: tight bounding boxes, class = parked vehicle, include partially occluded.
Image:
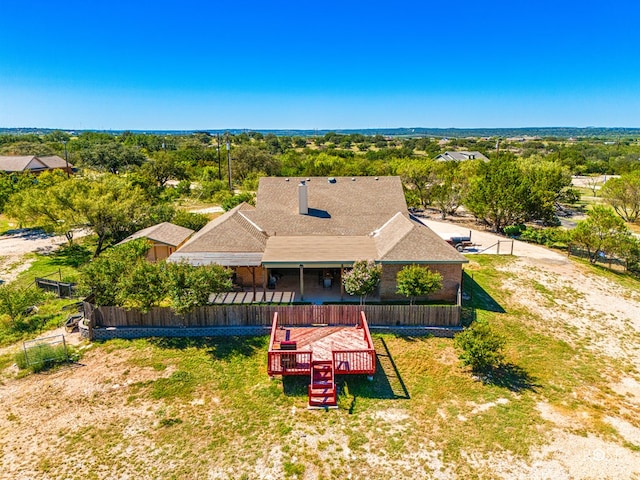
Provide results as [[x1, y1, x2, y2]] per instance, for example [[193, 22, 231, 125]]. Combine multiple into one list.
[[441, 231, 473, 252]]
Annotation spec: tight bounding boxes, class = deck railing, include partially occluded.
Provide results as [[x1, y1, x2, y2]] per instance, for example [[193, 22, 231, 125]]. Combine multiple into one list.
[[333, 312, 376, 375], [268, 312, 313, 375], [332, 349, 376, 375], [267, 350, 313, 376]]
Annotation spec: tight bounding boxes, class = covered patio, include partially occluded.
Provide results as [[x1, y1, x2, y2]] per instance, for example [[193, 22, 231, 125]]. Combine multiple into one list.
[[210, 268, 378, 304]]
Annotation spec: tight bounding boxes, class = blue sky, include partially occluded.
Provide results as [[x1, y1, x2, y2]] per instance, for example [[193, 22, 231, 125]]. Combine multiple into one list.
[[1, 0, 639, 130]]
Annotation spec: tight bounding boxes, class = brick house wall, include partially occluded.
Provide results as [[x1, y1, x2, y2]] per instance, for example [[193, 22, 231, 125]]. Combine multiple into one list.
[[379, 263, 462, 303]]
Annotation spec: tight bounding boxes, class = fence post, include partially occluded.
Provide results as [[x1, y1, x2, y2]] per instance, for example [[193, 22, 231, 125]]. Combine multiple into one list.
[[62, 335, 69, 362]]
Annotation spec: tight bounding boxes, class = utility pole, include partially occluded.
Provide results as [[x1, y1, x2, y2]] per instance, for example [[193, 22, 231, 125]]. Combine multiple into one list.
[[216, 133, 222, 180], [226, 134, 232, 193], [495, 138, 500, 161], [62, 140, 70, 178]]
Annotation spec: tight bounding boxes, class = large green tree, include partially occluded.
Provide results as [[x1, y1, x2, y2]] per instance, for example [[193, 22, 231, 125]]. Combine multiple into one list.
[[141, 152, 187, 187], [80, 143, 146, 174], [5, 175, 79, 243], [0, 173, 36, 213], [464, 158, 529, 232], [72, 175, 156, 256], [395, 159, 437, 209], [571, 205, 634, 263], [519, 157, 572, 224], [601, 171, 640, 223]]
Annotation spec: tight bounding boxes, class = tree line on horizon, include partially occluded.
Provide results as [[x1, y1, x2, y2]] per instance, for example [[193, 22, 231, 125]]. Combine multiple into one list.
[[0, 130, 639, 260]]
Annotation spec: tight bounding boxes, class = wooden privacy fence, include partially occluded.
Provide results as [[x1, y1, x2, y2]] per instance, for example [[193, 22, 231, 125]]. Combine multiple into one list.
[[88, 303, 460, 329]]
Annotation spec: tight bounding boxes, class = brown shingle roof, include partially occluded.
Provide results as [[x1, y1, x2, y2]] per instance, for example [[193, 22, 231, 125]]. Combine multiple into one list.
[[118, 222, 194, 247], [38, 155, 74, 169], [262, 236, 378, 265], [176, 203, 267, 253], [173, 176, 467, 266], [0, 155, 48, 172], [245, 176, 408, 236], [376, 215, 467, 263]]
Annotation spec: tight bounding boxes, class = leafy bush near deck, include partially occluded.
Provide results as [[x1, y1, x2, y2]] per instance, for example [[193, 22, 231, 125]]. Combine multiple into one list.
[[454, 319, 505, 373]]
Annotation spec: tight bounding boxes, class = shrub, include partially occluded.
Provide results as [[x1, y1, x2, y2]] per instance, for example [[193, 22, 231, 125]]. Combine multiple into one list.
[[519, 227, 570, 248], [175, 180, 192, 196], [454, 320, 505, 373], [0, 284, 48, 323], [221, 191, 255, 211], [503, 224, 526, 237], [198, 180, 227, 199]]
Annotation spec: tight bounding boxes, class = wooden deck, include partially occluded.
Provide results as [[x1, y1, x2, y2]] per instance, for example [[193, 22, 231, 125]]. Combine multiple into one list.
[[273, 326, 369, 361], [267, 311, 376, 376]]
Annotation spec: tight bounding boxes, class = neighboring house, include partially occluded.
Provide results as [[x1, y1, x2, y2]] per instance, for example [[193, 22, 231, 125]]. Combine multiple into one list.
[[118, 222, 195, 262], [169, 176, 467, 303], [434, 151, 489, 162], [0, 155, 74, 175]]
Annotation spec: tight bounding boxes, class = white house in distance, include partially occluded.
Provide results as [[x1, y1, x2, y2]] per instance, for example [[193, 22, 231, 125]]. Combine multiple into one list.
[[434, 151, 489, 162]]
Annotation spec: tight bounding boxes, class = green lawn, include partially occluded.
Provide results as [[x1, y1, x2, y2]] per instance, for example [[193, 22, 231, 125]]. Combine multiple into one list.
[[12, 243, 91, 289], [0, 214, 17, 235]]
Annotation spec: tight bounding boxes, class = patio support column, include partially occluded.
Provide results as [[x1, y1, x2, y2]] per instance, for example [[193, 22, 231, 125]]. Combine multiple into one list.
[[252, 266, 256, 302], [340, 264, 344, 301], [263, 268, 267, 302], [299, 264, 304, 301]]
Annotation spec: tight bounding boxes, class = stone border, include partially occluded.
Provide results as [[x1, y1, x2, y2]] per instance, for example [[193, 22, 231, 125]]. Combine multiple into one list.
[[79, 318, 91, 340], [90, 325, 271, 340], [86, 324, 462, 340]]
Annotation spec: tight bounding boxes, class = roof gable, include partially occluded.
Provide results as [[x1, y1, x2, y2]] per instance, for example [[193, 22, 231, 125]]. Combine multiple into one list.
[[177, 203, 267, 253], [118, 222, 194, 247], [378, 216, 467, 263], [0, 155, 48, 172]]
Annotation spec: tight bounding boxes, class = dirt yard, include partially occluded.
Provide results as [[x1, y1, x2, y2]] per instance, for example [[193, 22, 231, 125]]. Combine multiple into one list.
[[424, 218, 640, 478]]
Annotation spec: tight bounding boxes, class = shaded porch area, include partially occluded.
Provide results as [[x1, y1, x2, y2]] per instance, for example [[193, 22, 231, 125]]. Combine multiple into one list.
[[211, 268, 380, 304]]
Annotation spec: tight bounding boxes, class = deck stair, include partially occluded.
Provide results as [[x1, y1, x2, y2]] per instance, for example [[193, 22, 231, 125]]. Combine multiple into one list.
[[308, 360, 337, 408]]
